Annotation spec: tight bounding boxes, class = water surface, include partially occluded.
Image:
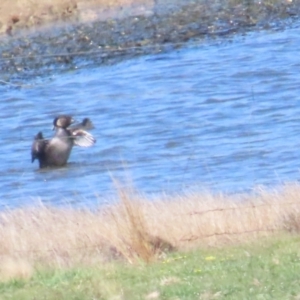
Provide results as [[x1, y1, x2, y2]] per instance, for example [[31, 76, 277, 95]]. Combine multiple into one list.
[[1, 24, 300, 208]]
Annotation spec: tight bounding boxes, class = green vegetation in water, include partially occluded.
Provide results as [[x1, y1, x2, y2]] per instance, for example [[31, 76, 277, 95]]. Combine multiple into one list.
[[1, 235, 300, 299]]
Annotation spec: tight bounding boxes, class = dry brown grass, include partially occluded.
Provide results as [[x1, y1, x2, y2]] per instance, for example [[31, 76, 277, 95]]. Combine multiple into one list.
[[1, 183, 300, 280], [0, 256, 33, 282], [0, 0, 154, 34]]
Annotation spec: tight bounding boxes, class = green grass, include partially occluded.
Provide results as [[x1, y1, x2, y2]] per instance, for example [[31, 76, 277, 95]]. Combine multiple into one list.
[[1, 235, 300, 300]]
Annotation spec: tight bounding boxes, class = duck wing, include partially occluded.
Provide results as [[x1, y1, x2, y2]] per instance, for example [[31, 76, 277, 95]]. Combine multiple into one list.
[[31, 132, 47, 162], [79, 118, 94, 130], [69, 118, 94, 131], [71, 129, 96, 147]]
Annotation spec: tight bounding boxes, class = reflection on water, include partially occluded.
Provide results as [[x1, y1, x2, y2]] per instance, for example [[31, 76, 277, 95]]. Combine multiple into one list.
[[1, 24, 300, 208]]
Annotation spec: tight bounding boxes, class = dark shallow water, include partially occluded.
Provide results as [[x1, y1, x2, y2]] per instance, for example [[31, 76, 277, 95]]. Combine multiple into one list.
[[1, 23, 300, 208]]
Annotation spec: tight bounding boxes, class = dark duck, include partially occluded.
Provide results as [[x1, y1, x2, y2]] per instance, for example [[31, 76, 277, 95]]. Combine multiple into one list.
[[31, 115, 96, 168]]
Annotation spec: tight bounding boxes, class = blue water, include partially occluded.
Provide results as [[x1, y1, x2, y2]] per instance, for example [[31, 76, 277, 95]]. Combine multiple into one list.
[[1, 24, 300, 208]]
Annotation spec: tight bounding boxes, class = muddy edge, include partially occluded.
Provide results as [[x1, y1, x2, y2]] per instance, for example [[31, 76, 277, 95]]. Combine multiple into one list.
[[0, 0, 299, 79]]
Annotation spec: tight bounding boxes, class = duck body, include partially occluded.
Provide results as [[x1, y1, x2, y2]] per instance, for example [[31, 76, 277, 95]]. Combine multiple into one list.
[[31, 115, 95, 168], [41, 127, 73, 167]]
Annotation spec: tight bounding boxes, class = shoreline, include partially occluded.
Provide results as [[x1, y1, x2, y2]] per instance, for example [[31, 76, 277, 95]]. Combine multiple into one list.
[[0, 0, 297, 36], [1, 0, 300, 81]]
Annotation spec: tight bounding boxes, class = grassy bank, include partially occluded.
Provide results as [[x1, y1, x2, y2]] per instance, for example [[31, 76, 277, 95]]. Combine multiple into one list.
[[0, 0, 298, 35], [1, 184, 300, 298], [1, 236, 300, 299], [0, 0, 153, 35]]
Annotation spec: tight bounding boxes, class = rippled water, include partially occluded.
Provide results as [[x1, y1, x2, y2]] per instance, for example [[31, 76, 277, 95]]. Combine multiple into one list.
[[1, 23, 300, 208]]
